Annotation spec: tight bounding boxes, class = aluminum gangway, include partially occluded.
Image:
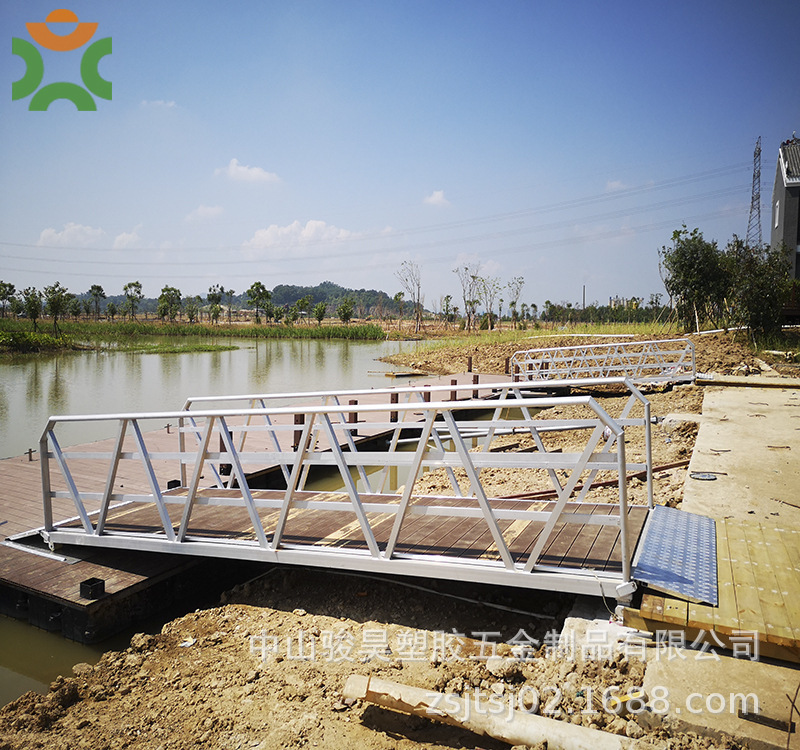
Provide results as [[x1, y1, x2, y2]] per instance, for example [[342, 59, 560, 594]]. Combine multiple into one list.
[[39, 384, 654, 602], [509, 338, 695, 385], [181, 375, 655, 506]]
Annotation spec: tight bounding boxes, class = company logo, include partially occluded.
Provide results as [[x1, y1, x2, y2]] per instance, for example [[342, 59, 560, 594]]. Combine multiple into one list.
[[12, 8, 111, 111]]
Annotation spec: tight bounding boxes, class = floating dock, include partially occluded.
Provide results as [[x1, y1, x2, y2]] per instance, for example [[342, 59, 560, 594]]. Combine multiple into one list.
[[1, 373, 514, 642]]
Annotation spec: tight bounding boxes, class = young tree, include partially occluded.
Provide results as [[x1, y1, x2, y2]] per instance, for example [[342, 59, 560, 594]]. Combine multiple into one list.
[[21, 287, 42, 331], [88, 284, 106, 320], [726, 237, 791, 338], [69, 296, 82, 320], [0, 281, 16, 318], [395, 261, 423, 333], [9, 296, 23, 319], [442, 294, 453, 329], [122, 281, 144, 320], [297, 294, 313, 324], [313, 301, 327, 326], [337, 297, 354, 324], [157, 286, 182, 322], [393, 291, 404, 330], [659, 226, 730, 331], [82, 299, 92, 318], [477, 275, 502, 330], [246, 281, 271, 324], [224, 288, 235, 324], [43, 282, 72, 335], [207, 284, 223, 324], [106, 300, 118, 321], [454, 262, 480, 331], [183, 295, 201, 323], [506, 276, 525, 329], [285, 302, 300, 326]]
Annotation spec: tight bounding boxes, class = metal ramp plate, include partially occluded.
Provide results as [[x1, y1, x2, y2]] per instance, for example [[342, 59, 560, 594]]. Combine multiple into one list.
[[632, 505, 717, 606]]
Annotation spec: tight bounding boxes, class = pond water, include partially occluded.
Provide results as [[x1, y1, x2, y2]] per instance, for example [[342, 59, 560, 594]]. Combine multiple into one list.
[[0, 337, 425, 705], [0, 337, 423, 459]]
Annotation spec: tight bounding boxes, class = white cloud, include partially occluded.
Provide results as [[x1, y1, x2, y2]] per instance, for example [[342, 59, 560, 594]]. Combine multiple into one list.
[[185, 204, 224, 222], [37, 222, 105, 247], [243, 219, 354, 258], [424, 189, 450, 206], [141, 100, 176, 108], [112, 226, 142, 249], [215, 158, 280, 183], [605, 180, 627, 192]]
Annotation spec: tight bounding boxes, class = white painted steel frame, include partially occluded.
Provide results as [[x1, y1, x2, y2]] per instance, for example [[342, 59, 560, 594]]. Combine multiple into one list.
[[39, 391, 646, 600], [509, 338, 695, 384]]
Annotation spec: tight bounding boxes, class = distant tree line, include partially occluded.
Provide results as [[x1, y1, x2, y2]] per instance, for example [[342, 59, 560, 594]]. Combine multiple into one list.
[[0, 279, 408, 331], [538, 295, 669, 325]]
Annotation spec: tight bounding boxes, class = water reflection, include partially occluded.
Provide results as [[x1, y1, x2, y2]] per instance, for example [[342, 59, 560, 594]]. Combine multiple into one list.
[[0, 338, 424, 458], [47, 359, 67, 414]]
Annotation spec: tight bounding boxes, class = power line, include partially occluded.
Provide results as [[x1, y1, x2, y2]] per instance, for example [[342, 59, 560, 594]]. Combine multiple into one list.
[[0, 162, 751, 255], [0, 205, 747, 281], [0, 182, 749, 268]]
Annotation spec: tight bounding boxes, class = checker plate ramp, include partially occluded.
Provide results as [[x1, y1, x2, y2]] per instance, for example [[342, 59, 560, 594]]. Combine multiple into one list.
[[632, 505, 718, 605]]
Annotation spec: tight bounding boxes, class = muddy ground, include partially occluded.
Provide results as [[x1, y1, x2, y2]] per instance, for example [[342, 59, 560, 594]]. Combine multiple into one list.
[[0, 332, 780, 750]]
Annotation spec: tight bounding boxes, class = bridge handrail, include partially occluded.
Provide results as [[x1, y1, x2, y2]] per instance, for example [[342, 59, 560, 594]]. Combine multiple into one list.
[[179, 375, 653, 507], [509, 338, 695, 384], [40, 390, 650, 599]]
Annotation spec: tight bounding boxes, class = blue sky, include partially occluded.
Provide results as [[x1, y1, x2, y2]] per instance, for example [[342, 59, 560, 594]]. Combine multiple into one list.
[[2, 1, 799, 309]]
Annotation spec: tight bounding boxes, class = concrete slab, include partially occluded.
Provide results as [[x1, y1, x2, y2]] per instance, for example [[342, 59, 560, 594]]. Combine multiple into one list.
[[698, 373, 800, 388], [681, 386, 800, 526], [643, 648, 800, 750]]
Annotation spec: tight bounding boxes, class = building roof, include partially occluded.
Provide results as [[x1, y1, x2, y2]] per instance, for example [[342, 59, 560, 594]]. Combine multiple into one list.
[[780, 136, 800, 186]]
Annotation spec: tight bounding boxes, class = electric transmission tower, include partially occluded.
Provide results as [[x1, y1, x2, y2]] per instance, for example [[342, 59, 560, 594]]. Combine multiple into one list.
[[746, 136, 762, 247]]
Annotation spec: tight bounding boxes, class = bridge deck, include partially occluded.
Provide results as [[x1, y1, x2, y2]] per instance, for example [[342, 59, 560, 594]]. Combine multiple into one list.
[[5, 373, 654, 641], [55, 491, 648, 574]]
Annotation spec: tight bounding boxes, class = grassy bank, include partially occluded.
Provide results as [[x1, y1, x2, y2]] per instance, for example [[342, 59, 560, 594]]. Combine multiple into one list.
[[0, 318, 387, 351], [0, 330, 78, 353], [57, 319, 385, 341]]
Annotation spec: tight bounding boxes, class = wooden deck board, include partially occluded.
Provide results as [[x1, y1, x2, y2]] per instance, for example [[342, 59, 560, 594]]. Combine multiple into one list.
[[661, 598, 688, 627], [70, 494, 644, 579], [450, 499, 534, 562], [738, 521, 796, 646], [562, 504, 613, 568], [628, 519, 800, 663], [753, 523, 800, 643], [723, 519, 767, 635], [713, 520, 740, 634]]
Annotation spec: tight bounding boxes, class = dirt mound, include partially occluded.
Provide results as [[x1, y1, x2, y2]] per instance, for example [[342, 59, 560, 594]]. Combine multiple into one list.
[[385, 331, 758, 379], [0, 569, 741, 749]]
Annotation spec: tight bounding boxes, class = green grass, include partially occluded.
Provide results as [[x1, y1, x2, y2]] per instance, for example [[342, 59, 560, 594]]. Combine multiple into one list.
[[116, 342, 240, 354], [0, 318, 387, 346], [413, 321, 673, 354], [0, 329, 77, 353]]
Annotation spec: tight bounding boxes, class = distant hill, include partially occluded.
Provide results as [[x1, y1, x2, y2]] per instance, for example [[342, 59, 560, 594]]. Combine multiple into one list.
[[83, 280, 400, 318], [271, 281, 397, 316]]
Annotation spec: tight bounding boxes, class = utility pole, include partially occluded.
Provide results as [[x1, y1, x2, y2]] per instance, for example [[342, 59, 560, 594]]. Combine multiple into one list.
[[746, 136, 762, 248]]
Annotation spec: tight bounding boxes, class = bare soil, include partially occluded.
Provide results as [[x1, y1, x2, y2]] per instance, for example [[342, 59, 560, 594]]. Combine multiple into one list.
[[383, 331, 761, 379], [0, 332, 769, 750], [0, 569, 745, 750]]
